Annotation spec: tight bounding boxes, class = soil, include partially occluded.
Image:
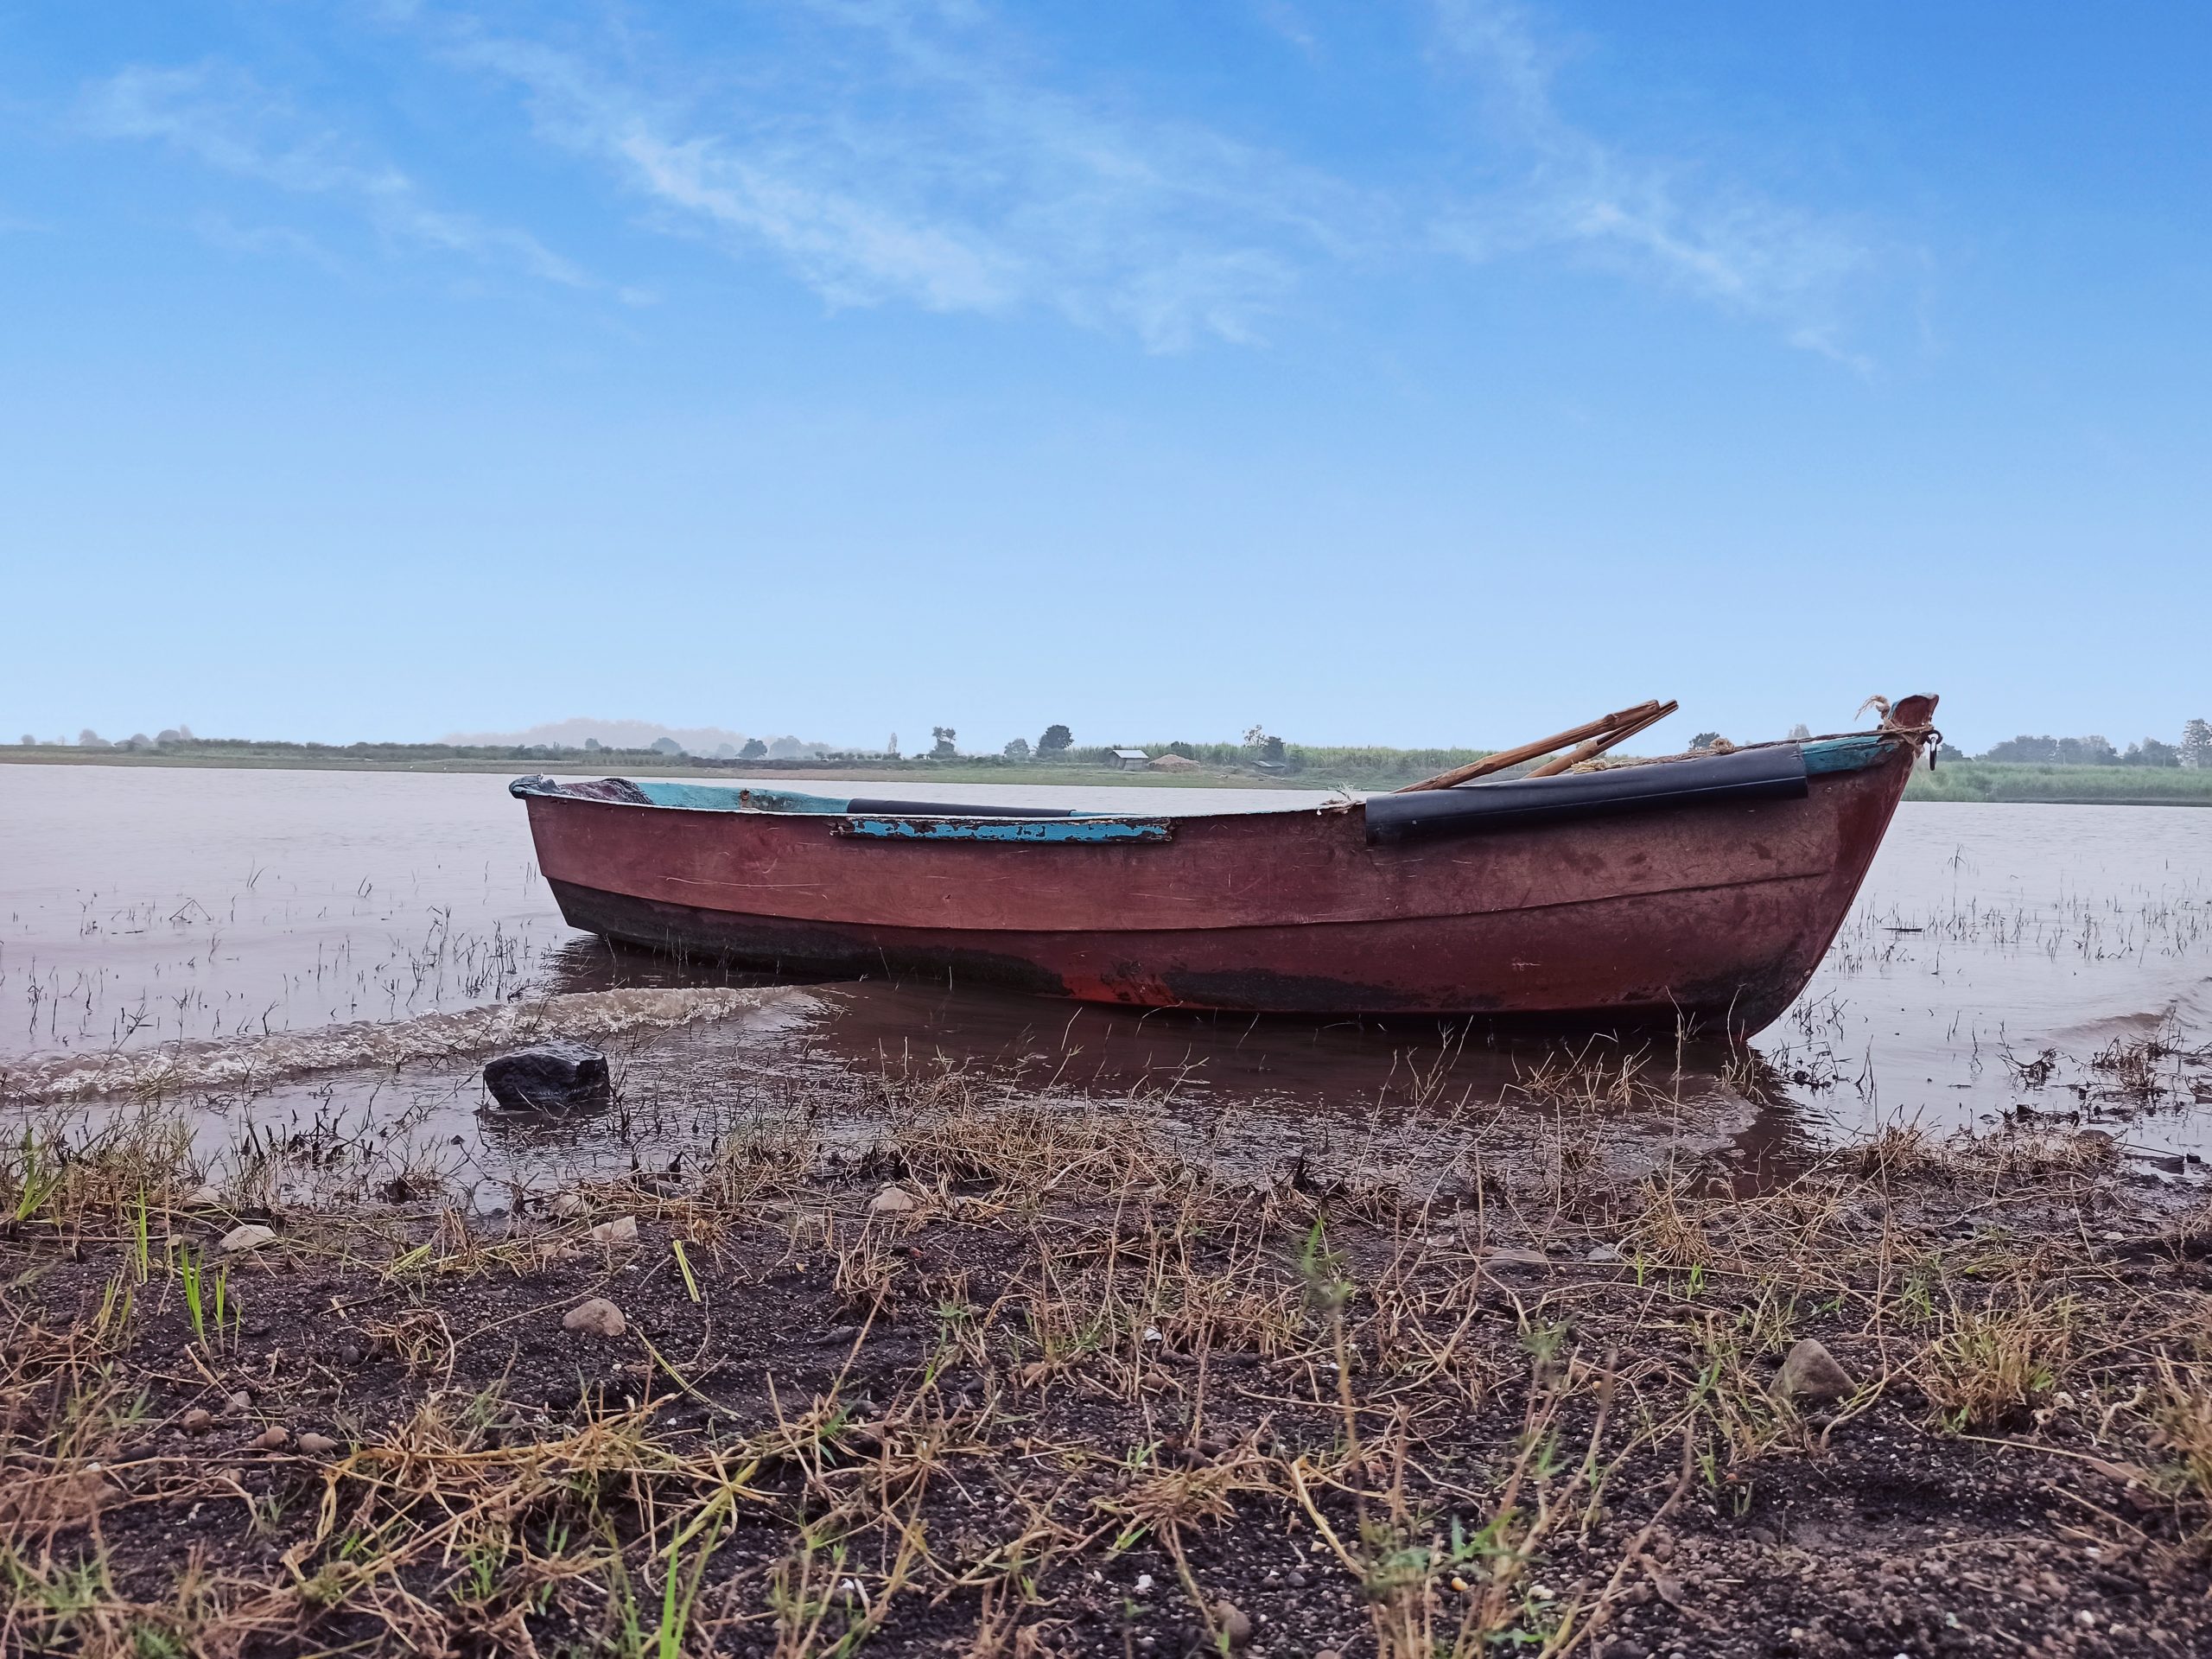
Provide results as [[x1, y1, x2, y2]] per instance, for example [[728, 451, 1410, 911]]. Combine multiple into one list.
[[5, 1106, 2212, 1658]]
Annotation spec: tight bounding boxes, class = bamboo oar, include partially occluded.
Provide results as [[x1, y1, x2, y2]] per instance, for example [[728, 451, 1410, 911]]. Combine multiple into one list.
[[1395, 700, 1670, 793], [1523, 699, 1679, 779]]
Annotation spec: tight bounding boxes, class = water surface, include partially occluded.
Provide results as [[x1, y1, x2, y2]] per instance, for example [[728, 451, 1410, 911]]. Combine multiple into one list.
[[4, 764, 2207, 1185]]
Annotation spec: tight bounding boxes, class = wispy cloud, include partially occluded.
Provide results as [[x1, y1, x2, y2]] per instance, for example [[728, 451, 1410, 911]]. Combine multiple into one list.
[[1427, 0, 1883, 366], [69, 3, 1898, 362], [192, 212, 346, 274], [78, 61, 601, 292], [1247, 0, 1324, 60], [423, 3, 1369, 350]]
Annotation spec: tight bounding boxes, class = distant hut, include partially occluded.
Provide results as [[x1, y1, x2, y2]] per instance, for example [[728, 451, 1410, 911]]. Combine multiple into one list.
[[1110, 748, 1150, 772], [1149, 753, 1198, 772]]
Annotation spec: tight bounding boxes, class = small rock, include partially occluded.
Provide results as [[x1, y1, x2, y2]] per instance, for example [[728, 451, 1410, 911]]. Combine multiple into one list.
[[1586, 1243, 1624, 1263], [253, 1426, 290, 1451], [1774, 1338, 1855, 1406], [224, 1390, 253, 1414], [1481, 1246, 1550, 1268], [563, 1297, 628, 1338], [1315, 1649, 1344, 1659], [219, 1224, 276, 1254], [180, 1408, 213, 1435], [1213, 1601, 1252, 1647], [1282, 1567, 1307, 1589], [588, 1216, 639, 1245], [181, 1183, 223, 1209], [869, 1186, 919, 1215], [483, 1041, 611, 1112], [297, 1432, 340, 1456], [550, 1192, 590, 1220]]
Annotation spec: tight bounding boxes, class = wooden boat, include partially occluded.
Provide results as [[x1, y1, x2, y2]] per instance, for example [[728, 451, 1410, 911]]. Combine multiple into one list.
[[512, 696, 1938, 1037]]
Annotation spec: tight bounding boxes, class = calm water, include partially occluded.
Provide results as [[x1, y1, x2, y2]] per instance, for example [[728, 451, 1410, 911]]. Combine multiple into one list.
[[0, 766, 1313, 1062], [3, 762, 2209, 1180]]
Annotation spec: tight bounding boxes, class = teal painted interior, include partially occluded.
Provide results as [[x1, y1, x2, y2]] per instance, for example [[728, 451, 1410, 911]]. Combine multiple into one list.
[[1801, 735, 1897, 775]]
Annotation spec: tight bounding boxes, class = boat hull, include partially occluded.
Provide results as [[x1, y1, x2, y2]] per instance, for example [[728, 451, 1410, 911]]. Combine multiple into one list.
[[519, 727, 1926, 1035]]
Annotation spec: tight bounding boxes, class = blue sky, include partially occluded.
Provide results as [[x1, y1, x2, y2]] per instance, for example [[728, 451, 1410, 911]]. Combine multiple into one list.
[[3, 1, 2206, 754]]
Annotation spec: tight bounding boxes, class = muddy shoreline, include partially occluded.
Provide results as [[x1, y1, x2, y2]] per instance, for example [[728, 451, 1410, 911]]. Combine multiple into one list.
[[7, 1070, 2212, 1658]]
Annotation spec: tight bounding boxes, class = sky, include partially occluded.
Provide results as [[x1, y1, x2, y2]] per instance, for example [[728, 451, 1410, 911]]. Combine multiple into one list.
[[3, 1, 2207, 756]]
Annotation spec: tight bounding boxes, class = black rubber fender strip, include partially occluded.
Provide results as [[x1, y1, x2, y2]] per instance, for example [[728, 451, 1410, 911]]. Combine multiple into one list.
[[1362, 744, 1809, 845]]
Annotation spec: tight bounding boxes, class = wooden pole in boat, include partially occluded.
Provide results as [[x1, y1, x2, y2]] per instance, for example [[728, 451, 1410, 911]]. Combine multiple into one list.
[[1523, 699, 1679, 779], [1395, 700, 1669, 792]]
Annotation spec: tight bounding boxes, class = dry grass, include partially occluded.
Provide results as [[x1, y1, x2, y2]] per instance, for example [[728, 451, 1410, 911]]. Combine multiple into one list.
[[3, 1058, 2212, 1655], [1917, 1293, 2079, 1433]]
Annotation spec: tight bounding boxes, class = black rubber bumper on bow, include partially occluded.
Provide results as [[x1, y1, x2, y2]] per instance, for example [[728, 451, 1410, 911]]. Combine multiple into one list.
[[1362, 745, 1809, 845]]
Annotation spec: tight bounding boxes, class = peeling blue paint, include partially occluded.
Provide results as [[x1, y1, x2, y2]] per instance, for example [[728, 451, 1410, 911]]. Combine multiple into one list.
[[834, 817, 1173, 843]]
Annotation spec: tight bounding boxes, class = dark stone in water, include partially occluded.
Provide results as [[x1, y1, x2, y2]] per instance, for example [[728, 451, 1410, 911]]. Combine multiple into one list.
[[483, 1042, 611, 1111]]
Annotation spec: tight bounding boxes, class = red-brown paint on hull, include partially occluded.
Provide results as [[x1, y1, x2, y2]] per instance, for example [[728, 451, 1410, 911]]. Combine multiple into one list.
[[519, 724, 1927, 1036]]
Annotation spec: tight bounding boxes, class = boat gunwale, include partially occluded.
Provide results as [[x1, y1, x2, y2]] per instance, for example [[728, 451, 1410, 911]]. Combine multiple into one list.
[[507, 729, 1919, 828]]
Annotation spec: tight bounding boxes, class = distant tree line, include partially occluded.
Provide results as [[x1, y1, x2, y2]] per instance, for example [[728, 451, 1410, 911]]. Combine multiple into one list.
[[38, 727, 197, 751], [1978, 721, 2211, 768], [15, 733, 895, 768], [59, 715, 2210, 786]]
